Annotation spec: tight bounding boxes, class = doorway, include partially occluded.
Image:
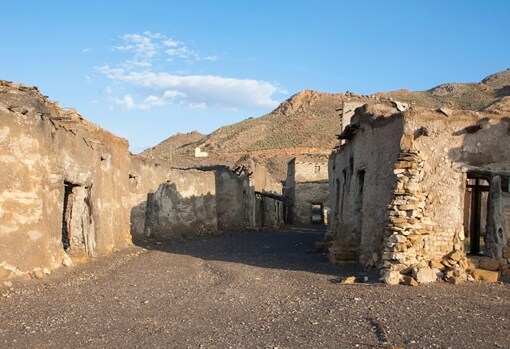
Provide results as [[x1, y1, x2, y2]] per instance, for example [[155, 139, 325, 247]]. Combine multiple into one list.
[[311, 203, 323, 224], [464, 173, 489, 255], [61, 182, 95, 255]]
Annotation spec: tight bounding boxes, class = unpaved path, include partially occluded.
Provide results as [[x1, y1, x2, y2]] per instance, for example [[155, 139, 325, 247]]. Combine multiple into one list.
[[1, 229, 510, 348]]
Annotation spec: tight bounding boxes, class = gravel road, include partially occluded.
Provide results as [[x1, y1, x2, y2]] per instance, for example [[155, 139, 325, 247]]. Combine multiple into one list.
[[1, 228, 510, 349]]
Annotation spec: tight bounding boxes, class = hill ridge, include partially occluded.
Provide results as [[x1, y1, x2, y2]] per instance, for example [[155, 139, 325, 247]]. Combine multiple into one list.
[[141, 68, 510, 180]]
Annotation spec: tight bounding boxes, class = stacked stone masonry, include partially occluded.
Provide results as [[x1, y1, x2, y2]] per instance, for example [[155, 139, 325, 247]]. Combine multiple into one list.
[[328, 101, 510, 285]]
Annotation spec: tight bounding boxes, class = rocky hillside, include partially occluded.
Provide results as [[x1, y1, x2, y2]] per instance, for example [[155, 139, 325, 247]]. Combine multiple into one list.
[[141, 68, 510, 180]]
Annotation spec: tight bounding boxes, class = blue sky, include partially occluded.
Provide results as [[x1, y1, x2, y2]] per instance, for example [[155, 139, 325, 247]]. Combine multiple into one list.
[[2, 1, 510, 152]]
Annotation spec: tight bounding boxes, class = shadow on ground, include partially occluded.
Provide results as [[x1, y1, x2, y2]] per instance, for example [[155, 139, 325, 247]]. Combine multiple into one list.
[[132, 225, 379, 282]]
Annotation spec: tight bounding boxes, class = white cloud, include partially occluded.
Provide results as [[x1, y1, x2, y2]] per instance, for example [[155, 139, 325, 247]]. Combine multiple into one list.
[[98, 32, 285, 112], [99, 66, 282, 109], [163, 39, 180, 47], [112, 31, 213, 67], [82, 48, 91, 54], [113, 90, 187, 110], [117, 94, 135, 109]]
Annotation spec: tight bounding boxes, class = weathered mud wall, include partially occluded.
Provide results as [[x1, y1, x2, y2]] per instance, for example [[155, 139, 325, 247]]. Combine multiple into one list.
[[327, 105, 404, 265], [215, 168, 252, 231], [142, 166, 257, 238], [145, 169, 218, 238], [249, 160, 282, 194], [0, 82, 130, 280], [129, 155, 174, 237], [402, 109, 510, 261], [294, 181, 329, 224], [327, 101, 510, 284], [255, 194, 284, 230], [285, 157, 330, 225], [379, 108, 510, 284]]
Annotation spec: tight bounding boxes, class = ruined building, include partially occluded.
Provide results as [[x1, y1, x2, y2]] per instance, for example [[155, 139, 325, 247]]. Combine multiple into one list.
[[326, 101, 510, 284], [284, 156, 330, 225], [0, 82, 131, 279], [0, 81, 283, 281]]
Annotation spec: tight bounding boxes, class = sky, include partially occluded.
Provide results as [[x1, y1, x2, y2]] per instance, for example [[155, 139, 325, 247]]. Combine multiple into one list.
[[1, 1, 510, 153]]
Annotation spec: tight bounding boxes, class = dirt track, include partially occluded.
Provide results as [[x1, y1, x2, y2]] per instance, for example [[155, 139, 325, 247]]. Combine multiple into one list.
[[1, 228, 510, 348]]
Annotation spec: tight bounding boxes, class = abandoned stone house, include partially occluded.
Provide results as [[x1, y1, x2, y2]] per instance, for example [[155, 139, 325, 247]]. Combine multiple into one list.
[[0, 82, 131, 280], [326, 101, 510, 284], [129, 157, 284, 239], [0, 81, 283, 281], [284, 156, 330, 225]]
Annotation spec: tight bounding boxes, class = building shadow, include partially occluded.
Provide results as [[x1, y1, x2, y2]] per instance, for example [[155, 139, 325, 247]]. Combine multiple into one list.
[[132, 227, 378, 281]]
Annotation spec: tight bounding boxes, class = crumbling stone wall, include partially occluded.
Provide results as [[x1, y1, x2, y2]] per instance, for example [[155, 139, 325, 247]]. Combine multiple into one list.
[[0, 81, 130, 280], [328, 101, 510, 284], [255, 193, 284, 230], [214, 167, 252, 231], [129, 155, 174, 237], [145, 169, 218, 238], [284, 156, 330, 225], [326, 105, 403, 265], [142, 166, 257, 238], [241, 157, 282, 194]]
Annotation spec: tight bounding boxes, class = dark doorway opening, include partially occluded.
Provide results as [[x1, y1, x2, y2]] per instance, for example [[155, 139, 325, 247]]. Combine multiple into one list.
[[311, 203, 323, 224], [465, 173, 490, 255], [62, 182, 77, 250], [353, 169, 365, 244], [61, 182, 95, 255]]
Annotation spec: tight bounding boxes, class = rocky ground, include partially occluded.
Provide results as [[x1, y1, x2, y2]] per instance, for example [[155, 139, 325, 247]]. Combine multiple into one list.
[[1, 228, 510, 349]]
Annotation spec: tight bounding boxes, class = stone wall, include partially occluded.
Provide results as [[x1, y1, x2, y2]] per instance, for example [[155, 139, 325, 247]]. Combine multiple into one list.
[[379, 108, 510, 284], [145, 169, 218, 238], [327, 100, 510, 284], [142, 165, 256, 238], [327, 104, 404, 265], [255, 192, 284, 230], [294, 181, 329, 224], [0, 82, 130, 280], [284, 156, 330, 225], [129, 155, 174, 237]]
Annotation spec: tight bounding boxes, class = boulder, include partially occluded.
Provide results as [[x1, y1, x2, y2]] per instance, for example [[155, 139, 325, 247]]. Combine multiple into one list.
[[446, 276, 465, 285], [478, 257, 500, 271], [449, 250, 463, 262], [380, 270, 402, 285], [413, 267, 437, 284], [472, 268, 499, 282], [340, 276, 356, 284], [402, 275, 419, 286], [429, 260, 445, 271]]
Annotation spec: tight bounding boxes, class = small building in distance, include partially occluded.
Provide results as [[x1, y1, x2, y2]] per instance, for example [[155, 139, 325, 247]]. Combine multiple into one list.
[[284, 155, 330, 225], [326, 100, 510, 284]]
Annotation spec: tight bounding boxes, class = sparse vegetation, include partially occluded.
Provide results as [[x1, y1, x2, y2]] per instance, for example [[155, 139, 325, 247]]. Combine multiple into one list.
[[141, 69, 510, 180]]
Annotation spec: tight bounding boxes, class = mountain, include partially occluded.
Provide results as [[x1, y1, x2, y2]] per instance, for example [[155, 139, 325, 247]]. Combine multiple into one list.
[[140, 68, 510, 180]]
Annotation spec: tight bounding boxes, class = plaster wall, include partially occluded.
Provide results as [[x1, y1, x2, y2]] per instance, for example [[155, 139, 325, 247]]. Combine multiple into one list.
[[0, 83, 130, 279], [294, 182, 329, 224], [250, 161, 282, 194], [129, 156, 173, 237], [403, 110, 510, 261], [285, 157, 329, 225], [328, 112, 403, 263], [215, 169, 252, 231], [145, 169, 218, 238]]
